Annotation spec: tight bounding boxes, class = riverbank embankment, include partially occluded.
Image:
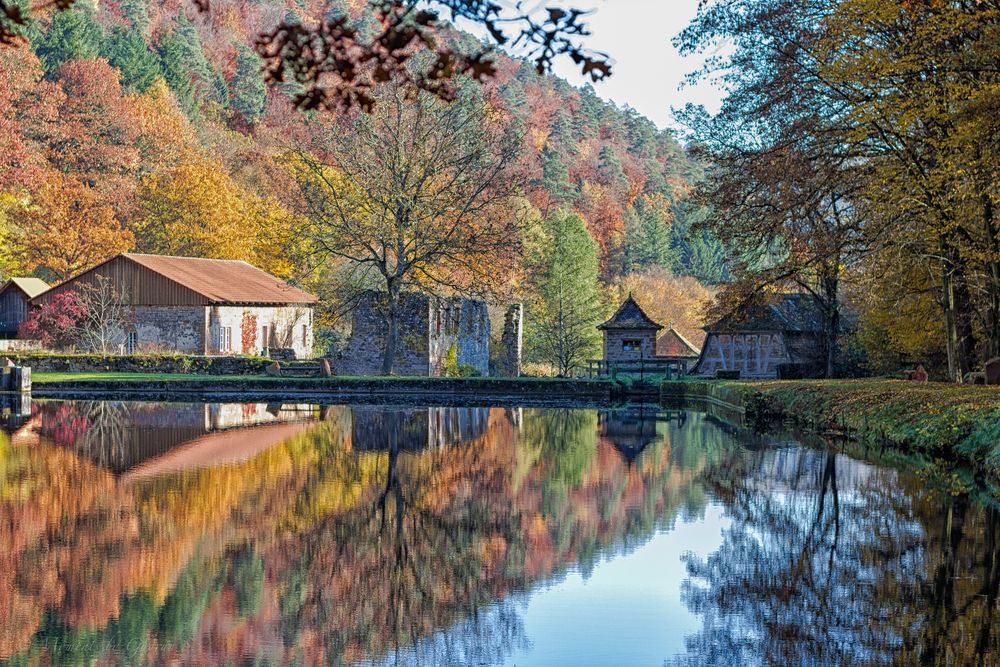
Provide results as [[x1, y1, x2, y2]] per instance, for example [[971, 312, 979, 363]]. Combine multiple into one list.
[[664, 379, 1000, 473]]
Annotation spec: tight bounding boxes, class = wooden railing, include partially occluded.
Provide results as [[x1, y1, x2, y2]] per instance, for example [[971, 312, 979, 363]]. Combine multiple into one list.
[[586, 358, 689, 380]]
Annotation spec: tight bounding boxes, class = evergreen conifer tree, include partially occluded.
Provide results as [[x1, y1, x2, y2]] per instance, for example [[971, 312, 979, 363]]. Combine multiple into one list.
[[33, 5, 103, 74], [526, 209, 605, 375], [615, 200, 677, 275], [120, 0, 151, 35], [231, 43, 266, 124], [158, 32, 197, 116], [104, 26, 161, 92], [539, 147, 577, 208]]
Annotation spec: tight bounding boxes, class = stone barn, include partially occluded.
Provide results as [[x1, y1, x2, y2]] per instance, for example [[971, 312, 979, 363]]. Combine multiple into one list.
[[29, 254, 316, 357], [334, 291, 492, 376], [690, 294, 824, 379], [0, 278, 49, 337]]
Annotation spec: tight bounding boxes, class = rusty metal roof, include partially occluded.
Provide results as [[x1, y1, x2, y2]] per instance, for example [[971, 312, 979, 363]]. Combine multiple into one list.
[[121, 254, 316, 305]]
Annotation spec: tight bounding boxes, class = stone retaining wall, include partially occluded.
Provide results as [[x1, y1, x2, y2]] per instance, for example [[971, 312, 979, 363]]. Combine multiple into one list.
[[5, 353, 269, 375]]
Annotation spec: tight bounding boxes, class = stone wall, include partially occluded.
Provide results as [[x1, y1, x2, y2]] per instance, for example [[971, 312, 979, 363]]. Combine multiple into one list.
[[334, 292, 432, 376], [603, 329, 658, 363], [0, 339, 42, 352], [431, 297, 490, 376], [134, 306, 206, 354], [492, 303, 523, 377], [333, 291, 493, 376], [6, 353, 269, 374]]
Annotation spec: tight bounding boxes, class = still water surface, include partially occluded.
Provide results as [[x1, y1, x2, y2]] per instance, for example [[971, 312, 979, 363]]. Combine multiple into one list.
[[0, 400, 997, 666]]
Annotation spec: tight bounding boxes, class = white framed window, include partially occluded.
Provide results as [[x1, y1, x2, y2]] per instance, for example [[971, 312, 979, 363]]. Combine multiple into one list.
[[302, 324, 308, 347], [219, 326, 233, 352], [126, 331, 137, 354]]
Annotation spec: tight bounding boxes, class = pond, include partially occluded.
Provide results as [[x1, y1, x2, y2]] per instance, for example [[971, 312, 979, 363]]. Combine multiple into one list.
[[0, 399, 997, 666]]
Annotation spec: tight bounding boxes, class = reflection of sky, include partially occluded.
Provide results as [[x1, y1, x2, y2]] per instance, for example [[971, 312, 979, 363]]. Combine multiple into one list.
[[503, 504, 729, 667]]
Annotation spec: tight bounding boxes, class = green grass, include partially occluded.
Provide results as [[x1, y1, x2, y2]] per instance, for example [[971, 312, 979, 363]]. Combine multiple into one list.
[[732, 378, 1000, 468]]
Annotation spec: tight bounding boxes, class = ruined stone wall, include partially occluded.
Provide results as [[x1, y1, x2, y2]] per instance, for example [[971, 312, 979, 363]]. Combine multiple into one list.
[[603, 329, 658, 363], [334, 292, 432, 376], [492, 304, 523, 377], [134, 306, 207, 354], [334, 291, 493, 377], [429, 297, 490, 376]]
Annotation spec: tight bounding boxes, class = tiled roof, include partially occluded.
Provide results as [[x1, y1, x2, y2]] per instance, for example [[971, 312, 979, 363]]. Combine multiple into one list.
[[598, 295, 662, 330], [124, 254, 317, 305], [656, 326, 701, 358], [1, 277, 49, 298]]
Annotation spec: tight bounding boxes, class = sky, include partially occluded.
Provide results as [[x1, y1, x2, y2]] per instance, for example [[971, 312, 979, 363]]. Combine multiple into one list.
[[452, 0, 728, 131]]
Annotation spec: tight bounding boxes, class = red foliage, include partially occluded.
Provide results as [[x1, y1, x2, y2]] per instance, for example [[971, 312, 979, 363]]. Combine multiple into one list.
[[18, 291, 87, 349], [241, 310, 258, 353]]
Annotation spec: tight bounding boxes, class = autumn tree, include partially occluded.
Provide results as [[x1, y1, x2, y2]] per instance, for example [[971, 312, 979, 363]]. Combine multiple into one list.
[[11, 172, 132, 280], [17, 290, 86, 348], [132, 160, 262, 261], [292, 84, 523, 374], [678, 0, 1000, 379], [524, 209, 605, 376]]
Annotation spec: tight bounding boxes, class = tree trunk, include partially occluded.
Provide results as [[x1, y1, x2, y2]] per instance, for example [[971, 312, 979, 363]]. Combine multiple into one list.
[[982, 192, 1000, 360], [940, 241, 977, 382], [382, 280, 401, 376], [820, 268, 840, 379]]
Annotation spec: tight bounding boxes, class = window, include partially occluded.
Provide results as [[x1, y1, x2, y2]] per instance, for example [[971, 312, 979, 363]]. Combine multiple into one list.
[[302, 324, 308, 347], [622, 339, 642, 352], [126, 331, 136, 355], [261, 325, 270, 349], [219, 326, 232, 352]]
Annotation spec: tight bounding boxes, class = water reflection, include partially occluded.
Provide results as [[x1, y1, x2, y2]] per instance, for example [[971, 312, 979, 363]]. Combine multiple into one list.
[[0, 400, 996, 665]]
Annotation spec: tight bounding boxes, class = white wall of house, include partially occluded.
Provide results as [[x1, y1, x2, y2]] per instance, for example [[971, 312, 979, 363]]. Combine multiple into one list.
[[207, 305, 313, 358]]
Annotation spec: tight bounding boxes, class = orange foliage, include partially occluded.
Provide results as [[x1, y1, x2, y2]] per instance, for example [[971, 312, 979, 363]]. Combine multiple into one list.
[[12, 171, 133, 279], [614, 268, 716, 347]]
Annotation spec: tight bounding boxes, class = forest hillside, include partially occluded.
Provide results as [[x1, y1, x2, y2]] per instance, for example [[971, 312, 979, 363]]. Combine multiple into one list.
[[0, 0, 723, 359]]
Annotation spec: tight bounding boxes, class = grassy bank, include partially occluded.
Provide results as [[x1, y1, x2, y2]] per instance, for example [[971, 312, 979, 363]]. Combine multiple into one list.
[[729, 380, 1000, 467]]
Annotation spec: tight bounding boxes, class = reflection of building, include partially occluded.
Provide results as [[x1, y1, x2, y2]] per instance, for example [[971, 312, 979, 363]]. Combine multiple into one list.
[[30, 254, 316, 357], [31, 401, 316, 475], [350, 406, 491, 451], [0, 392, 32, 432], [598, 408, 668, 464]]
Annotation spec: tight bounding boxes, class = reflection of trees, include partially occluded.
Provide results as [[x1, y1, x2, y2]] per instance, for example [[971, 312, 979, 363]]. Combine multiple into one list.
[[36, 400, 132, 469], [674, 447, 1000, 666], [1, 403, 732, 666]]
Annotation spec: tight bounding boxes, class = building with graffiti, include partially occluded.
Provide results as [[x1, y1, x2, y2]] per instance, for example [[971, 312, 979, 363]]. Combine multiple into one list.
[[690, 294, 825, 379]]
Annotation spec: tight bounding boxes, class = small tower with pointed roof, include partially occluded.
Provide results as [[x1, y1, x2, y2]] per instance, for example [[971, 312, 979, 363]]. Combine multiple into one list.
[[597, 293, 663, 363]]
